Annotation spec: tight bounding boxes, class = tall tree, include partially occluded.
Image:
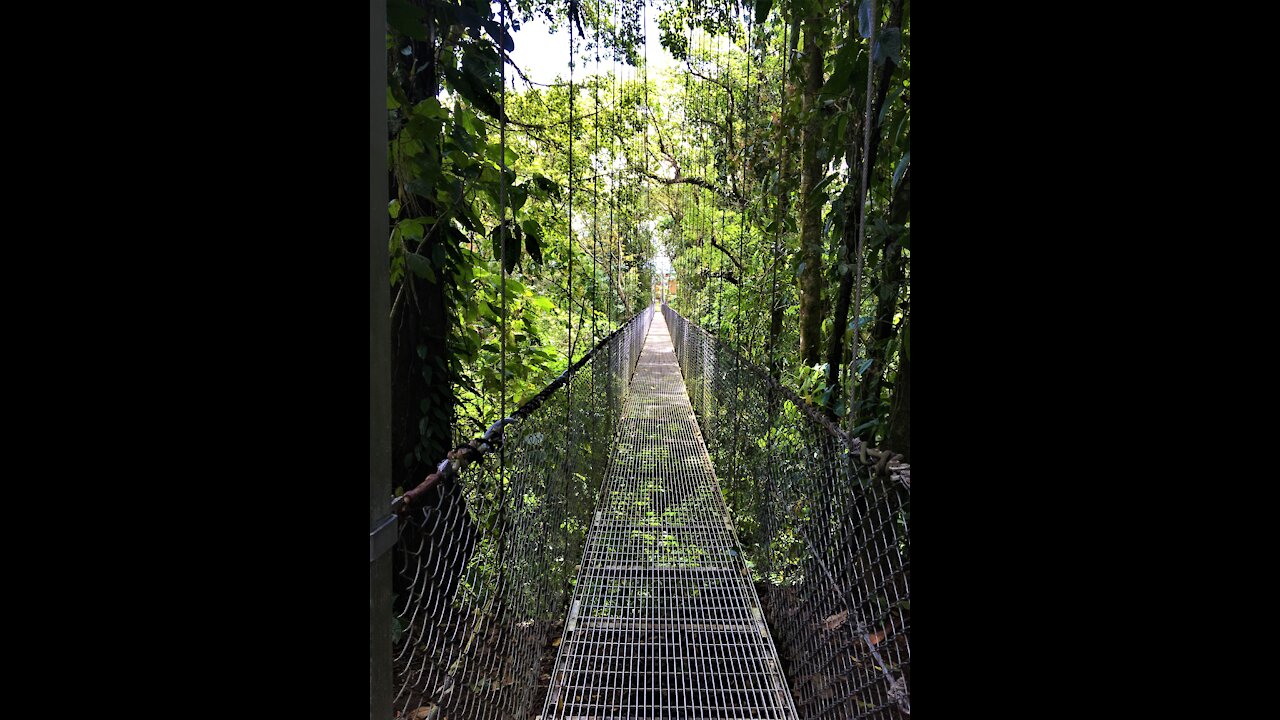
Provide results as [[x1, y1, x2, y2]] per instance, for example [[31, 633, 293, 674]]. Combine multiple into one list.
[[389, 0, 452, 493], [853, 163, 908, 439], [824, 0, 907, 431], [886, 315, 909, 462], [796, 4, 827, 366]]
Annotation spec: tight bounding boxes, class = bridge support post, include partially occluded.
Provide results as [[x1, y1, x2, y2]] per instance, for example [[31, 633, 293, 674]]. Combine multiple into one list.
[[370, 0, 392, 717]]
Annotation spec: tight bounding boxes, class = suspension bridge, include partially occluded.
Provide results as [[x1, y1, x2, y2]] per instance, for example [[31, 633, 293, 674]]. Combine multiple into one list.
[[541, 309, 795, 718], [370, 0, 912, 715], [377, 306, 910, 719]]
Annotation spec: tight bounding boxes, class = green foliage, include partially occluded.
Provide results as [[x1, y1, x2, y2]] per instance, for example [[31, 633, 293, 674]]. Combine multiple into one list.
[[385, 0, 910, 591], [387, 0, 659, 458]]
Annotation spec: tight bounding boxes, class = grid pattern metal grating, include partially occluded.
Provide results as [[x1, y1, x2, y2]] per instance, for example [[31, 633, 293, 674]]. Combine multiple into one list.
[[541, 311, 799, 719]]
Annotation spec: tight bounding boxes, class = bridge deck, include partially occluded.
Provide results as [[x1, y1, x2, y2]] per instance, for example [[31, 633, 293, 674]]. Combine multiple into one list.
[[541, 311, 798, 719]]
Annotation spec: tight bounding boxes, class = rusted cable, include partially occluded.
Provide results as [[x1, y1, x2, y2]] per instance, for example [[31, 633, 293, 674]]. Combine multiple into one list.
[[394, 309, 649, 513]]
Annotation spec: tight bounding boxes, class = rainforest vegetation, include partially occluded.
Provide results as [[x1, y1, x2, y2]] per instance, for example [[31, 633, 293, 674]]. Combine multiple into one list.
[[385, 0, 911, 497]]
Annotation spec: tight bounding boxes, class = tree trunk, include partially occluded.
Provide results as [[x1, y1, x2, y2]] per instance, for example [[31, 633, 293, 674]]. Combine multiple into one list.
[[853, 166, 909, 440], [766, 22, 799, 380], [390, 11, 454, 493], [886, 316, 909, 463], [796, 14, 826, 367], [823, 0, 905, 419]]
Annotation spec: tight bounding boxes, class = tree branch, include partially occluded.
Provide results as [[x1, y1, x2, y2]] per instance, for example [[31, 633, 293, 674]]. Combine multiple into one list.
[[710, 237, 743, 272], [638, 169, 744, 206], [686, 65, 735, 100], [700, 269, 740, 286]]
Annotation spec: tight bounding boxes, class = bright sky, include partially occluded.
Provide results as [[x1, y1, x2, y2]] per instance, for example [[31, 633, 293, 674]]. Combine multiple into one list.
[[506, 1, 679, 273], [507, 1, 677, 86]]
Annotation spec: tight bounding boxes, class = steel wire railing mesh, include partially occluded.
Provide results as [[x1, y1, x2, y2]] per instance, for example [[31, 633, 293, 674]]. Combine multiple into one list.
[[663, 304, 912, 719], [390, 307, 653, 720]]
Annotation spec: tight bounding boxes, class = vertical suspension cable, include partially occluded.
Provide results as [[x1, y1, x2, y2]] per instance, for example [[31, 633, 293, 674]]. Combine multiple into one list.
[[592, 0, 600, 343], [715, 15, 725, 335], [736, 7, 750, 347], [610, 0, 618, 327], [750, 11, 764, 362], [849, 0, 878, 432], [496, 0, 509, 625], [766, 16, 789, 377], [727, 0, 742, 519], [678, 11, 691, 316], [562, 3, 578, 598], [693, 8, 704, 321], [568, 13, 576, 371], [707, 13, 717, 331], [620, 11, 630, 319], [642, 0, 650, 311]]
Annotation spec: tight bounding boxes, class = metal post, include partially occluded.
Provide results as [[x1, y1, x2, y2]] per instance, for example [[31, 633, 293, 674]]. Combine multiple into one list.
[[369, 0, 392, 717]]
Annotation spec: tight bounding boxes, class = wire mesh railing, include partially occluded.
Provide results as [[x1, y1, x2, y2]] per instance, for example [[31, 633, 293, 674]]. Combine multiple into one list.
[[387, 306, 653, 720], [540, 310, 799, 719], [663, 303, 912, 719]]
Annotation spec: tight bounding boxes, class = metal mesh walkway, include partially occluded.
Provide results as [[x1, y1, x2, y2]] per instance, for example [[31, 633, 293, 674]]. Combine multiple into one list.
[[541, 310, 799, 719]]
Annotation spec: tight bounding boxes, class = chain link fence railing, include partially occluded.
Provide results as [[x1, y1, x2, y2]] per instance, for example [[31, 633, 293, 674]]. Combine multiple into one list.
[[386, 306, 653, 719], [664, 303, 911, 719]]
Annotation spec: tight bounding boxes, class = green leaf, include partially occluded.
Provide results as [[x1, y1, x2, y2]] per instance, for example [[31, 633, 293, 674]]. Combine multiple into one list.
[[810, 172, 839, 199], [443, 66, 504, 120], [414, 97, 448, 119], [893, 151, 910, 189], [531, 174, 561, 198], [521, 219, 544, 264], [508, 183, 527, 212], [387, 0, 427, 40], [490, 221, 521, 273], [406, 252, 437, 283], [873, 28, 901, 66], [483, 19, 514, 52], [825, 44, 868, 100], [388, 199, 401, 219], [878, 84, 903, 125], [386, 86, 401, 110], [504, 277, 526, 296], [399, 218, 425, 241], [857, 358, 874, 375], [755, 0, 774, 24], [486, 143, 520, 167], [525, 233, 543, 264]]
